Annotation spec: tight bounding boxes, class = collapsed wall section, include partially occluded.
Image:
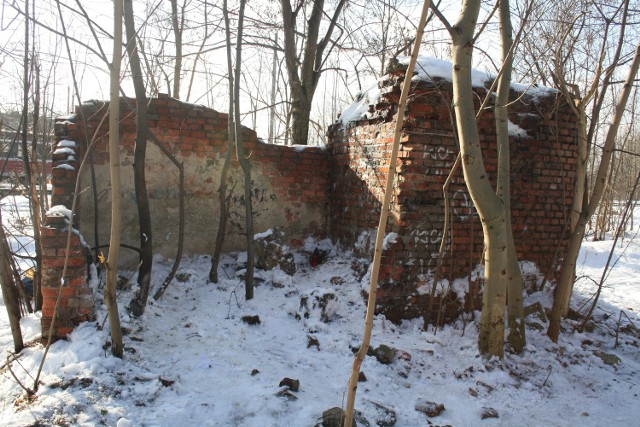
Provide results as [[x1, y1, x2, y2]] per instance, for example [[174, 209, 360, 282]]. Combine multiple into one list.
[[328, 67, 578, 322]]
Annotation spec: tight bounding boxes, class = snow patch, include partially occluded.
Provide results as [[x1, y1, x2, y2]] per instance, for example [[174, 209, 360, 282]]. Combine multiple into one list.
[[510, 81, 557, 98], [58, 139, 77, 148], [416, 282, 430, 295], [451, 277, 470, 302], [53, 164, 76, 171], [382, 232, 398, 250], [339, 83, 381, 125], [254, 228, 274, 240], [57, 114, 77, 122], [355, 229, 374, 253], [117, 418, 133, 427], [53, 147, 76, 156], [339, 56, 556, 125], [47, 205, 73, 220], [520, 260, 540, 275], [404, 55, 493, 88], [293, 144, 326, 152], [508, 120, 530, 138], [1, 196, 639, 427]]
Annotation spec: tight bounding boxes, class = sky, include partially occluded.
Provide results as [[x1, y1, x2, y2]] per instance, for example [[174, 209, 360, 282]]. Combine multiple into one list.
[[0, 0, 475, 144]]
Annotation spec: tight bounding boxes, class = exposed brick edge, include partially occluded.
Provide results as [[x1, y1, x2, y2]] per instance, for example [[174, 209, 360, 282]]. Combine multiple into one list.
[[41, 130, 95, 341]]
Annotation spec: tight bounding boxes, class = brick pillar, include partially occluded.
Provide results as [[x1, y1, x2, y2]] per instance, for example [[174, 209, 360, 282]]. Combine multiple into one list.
[[41, 213, 95, 342], [50, 133, 80, 213]]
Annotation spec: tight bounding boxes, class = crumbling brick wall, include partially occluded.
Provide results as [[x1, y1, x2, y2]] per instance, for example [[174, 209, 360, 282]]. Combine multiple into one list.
[[40, 213, 95, 341], [44, 95, 328, 339], [54, 94, 328, 268], [39, 126, 96, 342], [44, 74, 576, 335], [328, 67, 577, 322]]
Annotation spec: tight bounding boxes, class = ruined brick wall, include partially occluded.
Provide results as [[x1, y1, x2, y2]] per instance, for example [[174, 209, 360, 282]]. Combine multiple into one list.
[[40, 213, 95, 341], [328, 70, 577, 322], [45, 80, 575, 332], [53, 95, 328, 268], [39, 129, 97, 341]]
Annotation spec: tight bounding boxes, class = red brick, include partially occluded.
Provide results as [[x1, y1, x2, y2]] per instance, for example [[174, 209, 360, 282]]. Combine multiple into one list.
[[67, 277, 86, 287], [42, 286, 76, 298], [56, 327, 74, 337]]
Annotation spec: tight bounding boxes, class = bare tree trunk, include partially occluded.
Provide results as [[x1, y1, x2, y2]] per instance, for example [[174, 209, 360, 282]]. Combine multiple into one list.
[[29, 61, 43, 312], [170, 0, 183, 99], [290, 94, 312, 146], [544, 1, 631, 328], [280, 0, 346, 145], [570, 122, 589, 231], [20, 0, 44, 311], [232, 0, 254, 300], [495, 0, 525, 353], [106, 0, 125, 358], [209, 154, 231, 283], [124, 0, 154, 317], [20, 0, 30, 188], [209, 140, 233, 283], [0, 210, 24, 353], [209, 0, 236, 284], [428, 154, 461, 324], [594, 149, 618, 239], [208, 143, 231, 283], [548, 43, 640, 342], [344, 2, 431, 425], [268, 34, 278, 145], [447, 0, 508, 358]]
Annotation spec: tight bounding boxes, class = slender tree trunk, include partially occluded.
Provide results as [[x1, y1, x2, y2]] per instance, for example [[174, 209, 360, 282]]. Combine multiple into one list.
[[290, 93, 312, 147], [570, 121, 589, 231], [124, 0, 153, 317], [170, 0, 183, 99], [106, 0, 125, 358], [547, 0, 631, 328], [495, 0, 525, 353], [209, 0, 236, 284], [549, 43, 640, 342], [29, 62, 43, 312], [0, 210, 24, 353], [428, 154, 461, 324], [344, 2, 431, 425], [20, 0, 30, 187], [21, 0, 44, 311], [449, 0, 508, 358], [232, 0, 254, 300], [208, 144, 231, 283], [268, 34, 278, 145]]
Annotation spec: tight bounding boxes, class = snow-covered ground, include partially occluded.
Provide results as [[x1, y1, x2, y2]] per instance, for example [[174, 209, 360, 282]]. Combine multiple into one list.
[[0, 196, 639, 426]]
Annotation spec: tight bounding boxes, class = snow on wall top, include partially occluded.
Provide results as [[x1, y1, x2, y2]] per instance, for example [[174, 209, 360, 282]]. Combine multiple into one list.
[[339, 55, 556, 125], [405, 56, 493, 88], [53, 147, 77, 156], [339, 85, 381, 125], [47, 205, 73, 220], [58, 139, 78, 148]]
